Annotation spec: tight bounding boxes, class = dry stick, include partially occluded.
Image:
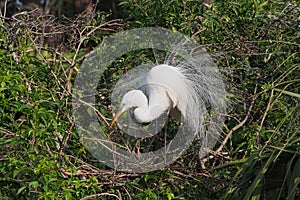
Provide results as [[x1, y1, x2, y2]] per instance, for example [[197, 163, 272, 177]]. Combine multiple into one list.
[[58, 113, 74, 158], [22, 19, 76, 154], [133, 0, 148, 17], [65, 19, 123, 94], [191, 28, 206, 40], [172, 170, 209, 184], [58, 153, 117, 177], [255, 89, 274, 144], [216, 84, 258, 153], [1, 0, 8, 19], [63, 20, 123, 129], [200, 96, 256, 167], [80, 193, 121, 200], [122, 186, 132, 200], [71, 93, 110, 126]]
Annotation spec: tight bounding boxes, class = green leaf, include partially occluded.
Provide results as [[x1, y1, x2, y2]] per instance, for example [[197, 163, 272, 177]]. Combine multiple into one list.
[[16, 186, 27, 195], [29, 181, 40, 188], [13, 169, 20, 178], [287, 157, 300, 200], [273, 88, 300, 98]]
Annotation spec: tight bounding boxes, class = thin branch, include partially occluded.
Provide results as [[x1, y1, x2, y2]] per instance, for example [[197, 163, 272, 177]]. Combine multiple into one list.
[[216, 85, 258, 153], [80, 193, 121, 200], [2, 0, 8, 20], [133, 0, 148, 17], [255, 89, 274, 143]]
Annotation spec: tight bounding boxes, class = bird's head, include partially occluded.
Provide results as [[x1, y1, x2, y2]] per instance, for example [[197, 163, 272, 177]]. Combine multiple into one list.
[[110, 90, 148, 127]]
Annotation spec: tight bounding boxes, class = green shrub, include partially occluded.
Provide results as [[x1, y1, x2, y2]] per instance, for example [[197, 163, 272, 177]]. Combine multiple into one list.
[[1, 0, 299, 199]]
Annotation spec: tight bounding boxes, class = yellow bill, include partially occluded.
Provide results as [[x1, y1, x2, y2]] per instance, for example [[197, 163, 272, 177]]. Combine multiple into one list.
[[109, 110, 123, 128]]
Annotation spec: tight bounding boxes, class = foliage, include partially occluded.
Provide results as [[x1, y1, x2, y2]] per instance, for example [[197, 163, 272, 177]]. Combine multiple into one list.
[[1, 0, 300, 199]]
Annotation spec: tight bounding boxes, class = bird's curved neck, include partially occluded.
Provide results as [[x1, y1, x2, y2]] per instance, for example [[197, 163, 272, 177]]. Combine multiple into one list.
[[134, 88, 170, 123]]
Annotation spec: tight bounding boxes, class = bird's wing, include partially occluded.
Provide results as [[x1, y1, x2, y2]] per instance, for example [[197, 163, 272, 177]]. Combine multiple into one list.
[[165, 89, 177, 108], [166, 89, 185, 121]]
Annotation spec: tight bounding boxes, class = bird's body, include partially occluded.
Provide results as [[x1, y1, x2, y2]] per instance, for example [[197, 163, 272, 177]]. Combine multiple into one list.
[[110, 42, 227, 157], [75, 28, 228, 172], [146, 64, 189, 119], [111, 64, 188, 126]]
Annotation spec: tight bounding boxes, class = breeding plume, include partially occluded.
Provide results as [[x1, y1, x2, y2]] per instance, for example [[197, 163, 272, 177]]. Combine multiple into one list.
[[73, 27, 227, 172], [110, 40, 227, 156]]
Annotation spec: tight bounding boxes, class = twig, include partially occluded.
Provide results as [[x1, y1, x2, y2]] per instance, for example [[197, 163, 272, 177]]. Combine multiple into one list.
[[71, 92, 110, 126], [1, 0, 8, 20], [58, 113, 74, 157], [255, 89, 274, 143], [65, 19, 123, 93], [80, 193, 121, 200], [122, 186, 132, 200], [191, 28, 206, 39], [172, 170, 210, 183], [216, 84, 258, 153], [133, 0, 148, 17]]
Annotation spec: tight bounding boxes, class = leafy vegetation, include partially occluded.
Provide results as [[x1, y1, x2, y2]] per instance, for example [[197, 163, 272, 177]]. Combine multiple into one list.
[[1, 0, 299, 199]]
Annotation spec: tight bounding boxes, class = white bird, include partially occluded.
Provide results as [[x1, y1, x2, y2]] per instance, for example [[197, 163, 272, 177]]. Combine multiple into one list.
[[110, 64, 189, 127], [73, 29, 228, 172], [110, 41, 227, 157]]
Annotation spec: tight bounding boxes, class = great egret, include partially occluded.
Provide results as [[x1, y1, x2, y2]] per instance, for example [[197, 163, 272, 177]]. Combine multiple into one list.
[[73, 27, 227, 172], [109, 39, 227, 158], [110, 64, 189, 127]]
